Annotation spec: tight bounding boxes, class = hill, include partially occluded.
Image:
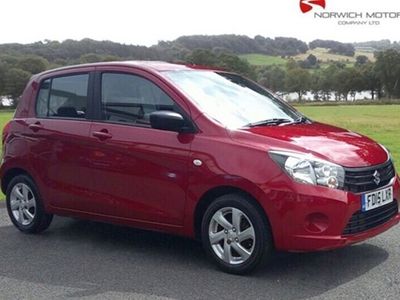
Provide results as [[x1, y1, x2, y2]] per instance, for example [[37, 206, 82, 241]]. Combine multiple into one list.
[[240, 48, 376, 67], [1, 36, 396, 69], [2, 35, 400, 104], [0, 39, 170, 65]]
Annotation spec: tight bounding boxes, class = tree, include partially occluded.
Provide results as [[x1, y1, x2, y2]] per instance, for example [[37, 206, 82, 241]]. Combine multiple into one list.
[[285, 68, 311, 101], [333, 67, 363, 101], [102, 55, 122, 62], [186, 50, 256, 79], [175, 35, 308, 56], [186, 49, 219, 66], [286, 58, 298, 70], [375, 49, 400, 98], [80, 53, 103, 64], [358, 63, 381, 100], [318, 64, 341, 100], [309, 40, 355, 56], [310, 70, 323, 100], [0, 62, 6, 95], [307, 54, 317, 66], [217, 53, 256, 79], [0, 54, 19, 67], [257, 66, 286, 92], [17, 55, 49, 74], [355, 55, 369, 66], [347, 68, 364, 100], [299, 54, 319, 69], [3, 68, 31, 105]]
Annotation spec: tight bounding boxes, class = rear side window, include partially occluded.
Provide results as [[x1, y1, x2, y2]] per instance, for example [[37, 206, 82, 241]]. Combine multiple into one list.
[[101, 73, 175, 125], [36, 74, 89, 119]]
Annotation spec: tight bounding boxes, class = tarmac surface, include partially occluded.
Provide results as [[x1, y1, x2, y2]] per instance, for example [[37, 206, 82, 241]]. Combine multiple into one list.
[[0, 201, 399, 300]]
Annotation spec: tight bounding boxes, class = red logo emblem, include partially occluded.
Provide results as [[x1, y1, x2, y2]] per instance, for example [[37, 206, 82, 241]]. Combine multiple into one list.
[[300, 0, 326, 13]]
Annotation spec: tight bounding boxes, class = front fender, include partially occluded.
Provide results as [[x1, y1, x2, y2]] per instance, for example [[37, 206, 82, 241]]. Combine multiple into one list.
[[182, 173, 282, 247]]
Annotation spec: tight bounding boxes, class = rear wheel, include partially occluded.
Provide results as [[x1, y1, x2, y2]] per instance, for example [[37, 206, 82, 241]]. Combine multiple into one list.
[[201, 193, 273, 274], [6, 175, 53, 233]]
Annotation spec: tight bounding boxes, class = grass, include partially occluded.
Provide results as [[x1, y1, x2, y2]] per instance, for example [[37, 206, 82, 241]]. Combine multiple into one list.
[[240, 48, 376, 67], [0, 105, 398, 201], [0, 111, 14, 200], [0, 111, 13, 128], [239, 54, 288, 66], [296, 105, 400, 171]]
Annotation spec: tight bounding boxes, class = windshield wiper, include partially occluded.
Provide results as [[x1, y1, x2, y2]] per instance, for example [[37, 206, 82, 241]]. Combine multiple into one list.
[[288, 116, 310, 125], [279, 116, 310, 126], [244, 118, 293, 127], [290, 116, 309, 125]]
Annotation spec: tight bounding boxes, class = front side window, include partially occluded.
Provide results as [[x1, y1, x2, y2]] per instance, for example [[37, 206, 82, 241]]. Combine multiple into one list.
[[101, 73, 176, 125], [36, 74, 89, 119]]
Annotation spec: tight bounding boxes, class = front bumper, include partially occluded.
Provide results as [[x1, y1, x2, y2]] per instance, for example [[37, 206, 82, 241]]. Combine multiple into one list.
[[289, 212, 400, 252], [265, 175, 400, 252]]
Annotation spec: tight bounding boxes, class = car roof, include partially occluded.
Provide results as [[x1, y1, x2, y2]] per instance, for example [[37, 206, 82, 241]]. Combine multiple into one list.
[[36, 61, 222, 78]]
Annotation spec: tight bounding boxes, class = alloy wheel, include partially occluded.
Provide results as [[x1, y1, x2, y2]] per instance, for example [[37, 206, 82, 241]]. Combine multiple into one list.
[[208, 207, 256, 265], [10, 183, 37, 226]]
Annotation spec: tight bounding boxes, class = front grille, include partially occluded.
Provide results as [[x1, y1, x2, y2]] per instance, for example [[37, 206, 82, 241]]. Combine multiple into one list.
[[344, 160, 395, 193], [343, 200, 398, 235]]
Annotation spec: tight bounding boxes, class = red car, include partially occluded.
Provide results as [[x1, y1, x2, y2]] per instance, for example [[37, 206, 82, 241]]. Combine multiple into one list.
[[1, 61, 399, 274]]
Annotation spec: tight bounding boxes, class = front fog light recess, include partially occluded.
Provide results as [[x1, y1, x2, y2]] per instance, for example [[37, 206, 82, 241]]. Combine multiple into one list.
[[270, 151, 345, 189]]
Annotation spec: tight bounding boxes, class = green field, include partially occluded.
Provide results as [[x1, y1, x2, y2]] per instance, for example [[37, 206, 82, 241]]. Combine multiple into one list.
[[239, 54, 287, 66], [0, 105, 398, 201], [294, 48, 375, 63], [241, 48, 375, 66]]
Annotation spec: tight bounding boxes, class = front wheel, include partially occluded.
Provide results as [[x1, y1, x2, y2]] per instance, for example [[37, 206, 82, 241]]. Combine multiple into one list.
[[201, 194, 273, 274], [6, 175, 53, 234]]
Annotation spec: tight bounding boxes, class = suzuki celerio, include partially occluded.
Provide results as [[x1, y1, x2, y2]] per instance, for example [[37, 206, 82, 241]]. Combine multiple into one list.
[[1, 61, 399, 274]]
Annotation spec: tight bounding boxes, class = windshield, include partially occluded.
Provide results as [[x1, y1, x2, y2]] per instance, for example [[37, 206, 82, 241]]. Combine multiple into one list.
[[163, 70, 302, 129]]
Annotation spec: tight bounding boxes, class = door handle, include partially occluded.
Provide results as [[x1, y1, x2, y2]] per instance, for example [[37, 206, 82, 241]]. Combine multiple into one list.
[[28, 122, 43, 132], [92, 130, 112, 140]]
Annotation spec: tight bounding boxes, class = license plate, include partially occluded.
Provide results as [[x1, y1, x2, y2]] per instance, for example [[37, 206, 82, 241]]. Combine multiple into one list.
[[361, 186, 393, 212]]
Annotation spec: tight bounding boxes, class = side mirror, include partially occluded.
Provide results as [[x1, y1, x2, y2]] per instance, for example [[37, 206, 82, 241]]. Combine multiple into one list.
[[150, 111, 186, 132]]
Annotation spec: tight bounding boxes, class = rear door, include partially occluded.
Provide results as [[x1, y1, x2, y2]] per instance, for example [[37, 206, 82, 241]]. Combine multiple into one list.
[[87, 68, 193, 225], [25, 72, 99, 213]]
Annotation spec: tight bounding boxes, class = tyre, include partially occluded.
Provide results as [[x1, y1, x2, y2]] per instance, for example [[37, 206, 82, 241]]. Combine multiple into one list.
[[201, 193, 273, 274], [6, 174, 53, 234]]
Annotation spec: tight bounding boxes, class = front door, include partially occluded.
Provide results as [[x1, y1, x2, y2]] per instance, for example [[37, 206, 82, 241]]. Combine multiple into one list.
[[87, 70, 192, 225]]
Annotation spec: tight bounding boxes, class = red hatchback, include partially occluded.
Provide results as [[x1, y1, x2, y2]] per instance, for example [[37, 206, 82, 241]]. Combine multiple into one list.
[[1, 61, 399, 274]]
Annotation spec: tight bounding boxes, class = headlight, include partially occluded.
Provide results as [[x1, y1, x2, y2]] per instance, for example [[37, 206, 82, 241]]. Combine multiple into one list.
[[379, 144, 396, 172], [379, 144, 393, 161], [269, 151, 345, 189]]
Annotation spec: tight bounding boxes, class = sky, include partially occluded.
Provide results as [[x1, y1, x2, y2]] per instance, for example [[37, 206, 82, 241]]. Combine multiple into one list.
[[1, 0, 400, 46]]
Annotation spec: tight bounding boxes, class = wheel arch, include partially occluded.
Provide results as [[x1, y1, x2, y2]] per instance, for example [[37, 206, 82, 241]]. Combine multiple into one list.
[[193, 185, 273, 242], [1, 167, 32, 194]]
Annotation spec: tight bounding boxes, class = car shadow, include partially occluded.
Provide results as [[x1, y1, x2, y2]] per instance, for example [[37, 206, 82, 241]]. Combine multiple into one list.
[[0, 215, 389, 299]]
